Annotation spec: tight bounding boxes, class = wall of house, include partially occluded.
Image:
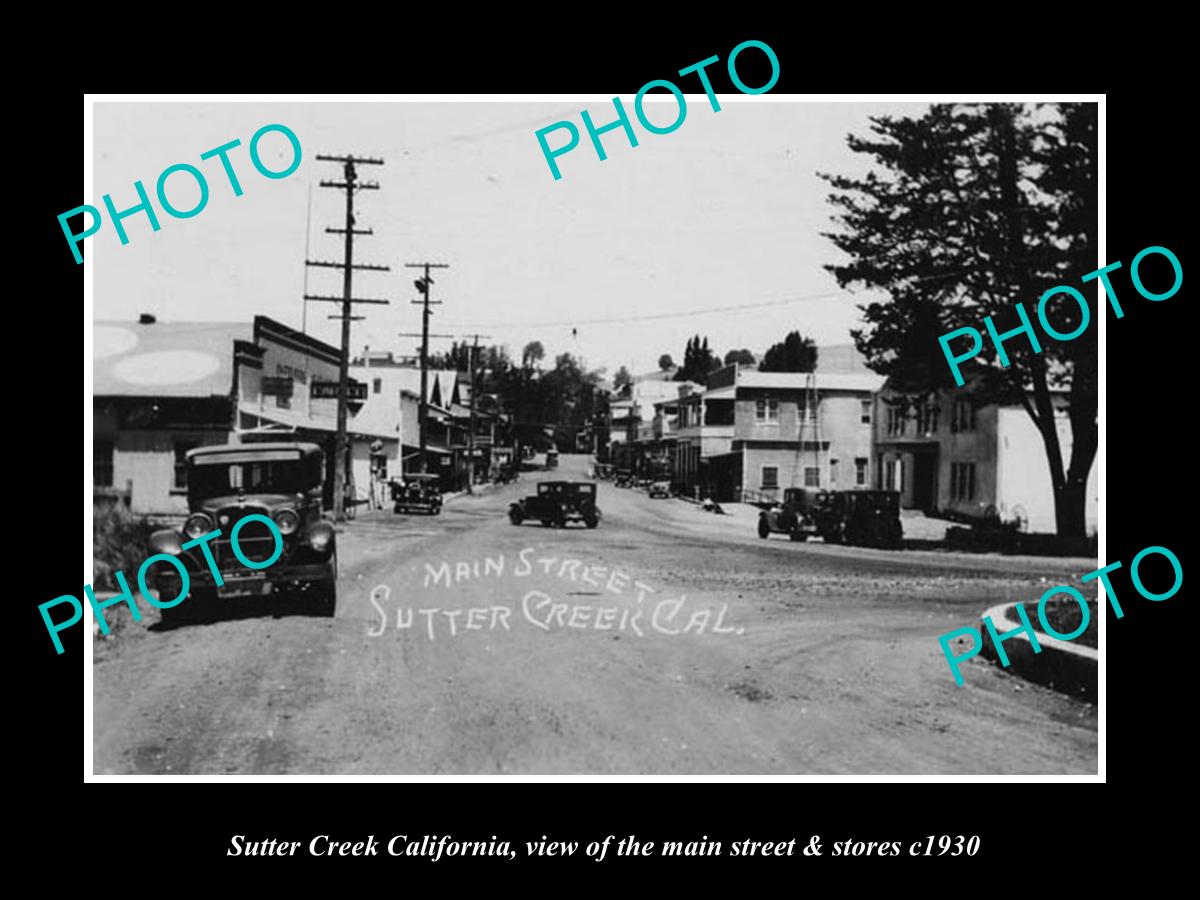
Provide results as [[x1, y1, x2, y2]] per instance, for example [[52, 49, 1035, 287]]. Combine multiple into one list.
[[935, 403, 999, 519], [995, 406, 1098, 535], [736, 390, 873, 491], [108, 429, 231, 517]]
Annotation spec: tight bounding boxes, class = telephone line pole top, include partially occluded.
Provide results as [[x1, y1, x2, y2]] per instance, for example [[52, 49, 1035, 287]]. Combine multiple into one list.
[[314, 154, 385, 165]]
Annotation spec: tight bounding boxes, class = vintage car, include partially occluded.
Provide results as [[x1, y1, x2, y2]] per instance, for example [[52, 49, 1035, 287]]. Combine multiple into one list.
[[545, 449, 559, 469], [613, 468, 635, 488], [821, 490, 904, 549], [648, 480, 671, 498], [391, 473, 443, 515], [509, 481, 601, 528], [147, 442, 337, 622], [757, 487, 903, 548], [757, 487, 826, 541]]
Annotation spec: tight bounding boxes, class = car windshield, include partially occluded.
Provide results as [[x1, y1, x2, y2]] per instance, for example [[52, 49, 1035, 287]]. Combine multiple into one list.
[[189, 460, 313, 498]]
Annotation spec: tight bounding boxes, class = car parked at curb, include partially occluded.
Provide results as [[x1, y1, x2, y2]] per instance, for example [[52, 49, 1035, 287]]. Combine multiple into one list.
[[391, 473, 443, 515], [648, 480, 671, 498], [757, 487, 824, 542], [147, 442, 338, 623]]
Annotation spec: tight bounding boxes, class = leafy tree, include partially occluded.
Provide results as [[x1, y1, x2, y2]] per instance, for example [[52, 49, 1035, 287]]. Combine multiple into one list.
[[723, 348, 756, 367], [521, 340, 545, 370], [657, 353, 675, 371], [820, 103, 1097, 541], [759, 331, 818, 373], [674, 334, 718, 383], [613, 365, 633, 396]]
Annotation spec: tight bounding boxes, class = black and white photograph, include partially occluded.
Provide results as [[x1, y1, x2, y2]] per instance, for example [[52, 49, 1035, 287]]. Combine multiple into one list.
[[84, 96, 1102, 776]]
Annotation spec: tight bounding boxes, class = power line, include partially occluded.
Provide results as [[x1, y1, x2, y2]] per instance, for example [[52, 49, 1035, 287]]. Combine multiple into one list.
[[437, 269, 972, 331]]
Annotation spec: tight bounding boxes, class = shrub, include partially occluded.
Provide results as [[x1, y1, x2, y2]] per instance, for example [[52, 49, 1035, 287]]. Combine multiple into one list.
[[93, 505, 158, 591]]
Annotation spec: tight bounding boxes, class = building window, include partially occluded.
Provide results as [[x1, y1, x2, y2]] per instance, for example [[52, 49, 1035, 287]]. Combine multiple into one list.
[[804, 466, 820, 487], [885, 460, 895, 490], [886, 405, 907, 436], [916, 402, 940, 434], [829, 458, 838, 487], [951, 398, 976, 433], [373, 377, 382, 394], [761, 466, 779, 489], [94, 440, 114, 488], [756, 397, 779, 423], [799, 397, 817, 424], [855, 457, 868, 486], [950, 462, 977, 502], [174, 441, 197, 490], [861, 400, 871, 424]]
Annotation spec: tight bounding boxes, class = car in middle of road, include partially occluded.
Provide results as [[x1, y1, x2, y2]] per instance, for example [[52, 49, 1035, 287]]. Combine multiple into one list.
[[648, 480, 671, 498], [509, 481, 601, 528]]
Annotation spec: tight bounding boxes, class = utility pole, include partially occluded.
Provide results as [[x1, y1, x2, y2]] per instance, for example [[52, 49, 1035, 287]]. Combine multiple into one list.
[[460, 333, 492, 493], [404, 262, 449, 474], [306, 154, 390, 522], [397, 328, 454, 478]]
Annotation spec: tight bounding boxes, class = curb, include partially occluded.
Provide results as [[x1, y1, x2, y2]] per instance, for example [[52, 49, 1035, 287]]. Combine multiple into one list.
[[979, 602, 1097, 703]]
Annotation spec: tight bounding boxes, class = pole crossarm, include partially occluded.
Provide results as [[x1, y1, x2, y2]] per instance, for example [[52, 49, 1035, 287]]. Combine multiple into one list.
[[305, 260, 392, 271], [304, 294, 390, 305]]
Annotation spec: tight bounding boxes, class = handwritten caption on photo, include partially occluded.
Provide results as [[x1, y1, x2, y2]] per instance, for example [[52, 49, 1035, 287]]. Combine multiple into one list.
[[367, 548, 744, 639]]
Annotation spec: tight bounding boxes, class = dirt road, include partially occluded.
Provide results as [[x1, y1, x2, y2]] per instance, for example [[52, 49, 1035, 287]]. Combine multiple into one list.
[[92, 454, 1097, 774]]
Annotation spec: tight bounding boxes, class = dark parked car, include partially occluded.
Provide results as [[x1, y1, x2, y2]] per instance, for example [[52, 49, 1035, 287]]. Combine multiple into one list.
[[757, 487, 903, 548], [757, 487, 825, 541], [148, 442, 338, 622], [821, 490, 904, 549], [391, 473, 443, 515], [509, 481, 601, 528]]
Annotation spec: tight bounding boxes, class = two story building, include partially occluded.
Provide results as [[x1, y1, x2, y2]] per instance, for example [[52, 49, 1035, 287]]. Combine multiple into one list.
[[873, 376, 1098, 534], [670, 364, 884, 502]]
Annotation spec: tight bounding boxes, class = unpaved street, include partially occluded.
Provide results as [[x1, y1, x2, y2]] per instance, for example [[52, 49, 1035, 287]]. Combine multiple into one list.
[[93, 454, 1097, 775]]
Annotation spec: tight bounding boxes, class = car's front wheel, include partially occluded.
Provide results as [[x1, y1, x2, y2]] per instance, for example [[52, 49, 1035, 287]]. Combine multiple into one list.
[[309, 581, 337, 617], [158, 587, 212, 628], [757, 517, 771, 539], [509, 507, 524, 525]]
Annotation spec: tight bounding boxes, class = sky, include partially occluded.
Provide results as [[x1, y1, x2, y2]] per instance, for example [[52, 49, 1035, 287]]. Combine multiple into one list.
[[92, 99, 929, 377]]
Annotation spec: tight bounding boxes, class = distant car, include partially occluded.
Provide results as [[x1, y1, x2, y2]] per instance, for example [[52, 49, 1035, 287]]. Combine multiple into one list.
[[648, 480, 671, 498], [545, 450, 559, 469], [147, 442, 338, 621], [614, 468, 634, 488], [391, 473, 443, 515], [509, 481, 601, 528], [757, 487, 825, 542]]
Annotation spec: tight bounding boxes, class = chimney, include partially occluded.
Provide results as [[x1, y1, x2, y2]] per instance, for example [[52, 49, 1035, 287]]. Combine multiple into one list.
[[138, 313, 156, 325]]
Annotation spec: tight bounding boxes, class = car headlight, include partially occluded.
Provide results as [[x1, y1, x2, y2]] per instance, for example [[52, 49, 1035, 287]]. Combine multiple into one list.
[[274, 508, 301, 536], [183, 513, 214, 540], [308, 521, 334, 553]]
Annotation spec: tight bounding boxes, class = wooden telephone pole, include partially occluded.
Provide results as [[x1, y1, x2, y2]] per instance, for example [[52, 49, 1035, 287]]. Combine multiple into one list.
[[306, 154, 390, 522], [404, 262, 449, 474], [458, 333, 492, 493]]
